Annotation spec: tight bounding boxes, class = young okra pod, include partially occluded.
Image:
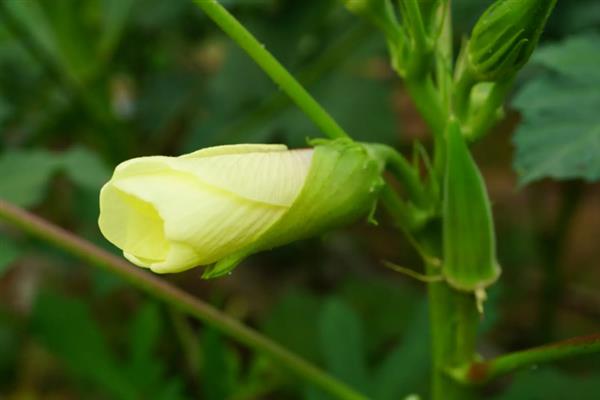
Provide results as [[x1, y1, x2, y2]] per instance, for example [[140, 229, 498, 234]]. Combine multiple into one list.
[[442, 121, 501, 293]]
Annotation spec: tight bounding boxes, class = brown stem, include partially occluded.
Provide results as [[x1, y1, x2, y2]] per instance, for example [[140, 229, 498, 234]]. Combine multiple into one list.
[[0, 200, 367, 400]]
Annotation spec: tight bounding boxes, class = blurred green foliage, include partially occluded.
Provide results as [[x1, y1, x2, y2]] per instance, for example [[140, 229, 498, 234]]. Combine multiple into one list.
[[1, 0, 600, 399], [513, 34, 600, 184]]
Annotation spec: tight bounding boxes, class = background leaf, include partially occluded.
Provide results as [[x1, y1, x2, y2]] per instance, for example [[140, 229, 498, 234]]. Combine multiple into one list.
[[372, 302, 430, 400], [0, 150, 61, 207], [493, 368, 600, 400], [61, 146, 111, 190], [201, 327, 240, 400], [0, 147, 109, 207], [512, 35, 600, 184], [0, 237, 21, 277], [315, 297, 370, 396], [32, 292, 137, 400]]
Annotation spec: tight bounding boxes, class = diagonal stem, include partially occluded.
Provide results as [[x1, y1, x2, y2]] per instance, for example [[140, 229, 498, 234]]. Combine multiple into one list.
[[450, 333, 600, 385], [0, 200, 367, 400], [213, 22, 372, 144], [193, 0, 349, 140]]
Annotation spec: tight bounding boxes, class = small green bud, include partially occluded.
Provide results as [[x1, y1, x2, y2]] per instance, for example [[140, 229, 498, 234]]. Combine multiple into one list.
[[442, 121, 500, 293], [467, 0, 556, 81]]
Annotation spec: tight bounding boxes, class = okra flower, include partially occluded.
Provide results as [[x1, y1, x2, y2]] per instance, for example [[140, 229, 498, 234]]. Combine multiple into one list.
[[98, 140, 384, 277]]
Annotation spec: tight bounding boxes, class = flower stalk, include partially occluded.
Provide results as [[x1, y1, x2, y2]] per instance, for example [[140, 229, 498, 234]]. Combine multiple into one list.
[[192, 0, 348, 141], [449, 333, 600, 385], [0, 200, 368, 400]]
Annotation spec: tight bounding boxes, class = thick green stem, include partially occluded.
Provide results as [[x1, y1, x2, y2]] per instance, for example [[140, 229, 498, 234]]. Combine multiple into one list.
[[402, 0, 429, 51], [434, 1, 453, 109], [193, 0, 348, 141], [423, 236, 480, 400], [453, 69, 476, 122], [404, 77, 446, 138], [0, 200, 367, 400], [451, 333, 600, 385]]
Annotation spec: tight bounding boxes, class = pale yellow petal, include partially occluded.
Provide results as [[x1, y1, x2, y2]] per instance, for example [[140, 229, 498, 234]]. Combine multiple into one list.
[[124, 241, 199, 273], [113, 156, 172, 178], [112, 170, 287, 265], [173, 149, 313, 206], [181, 144, 288, 159], [98, 183, 169, 261], [99, 146, 314, 273]]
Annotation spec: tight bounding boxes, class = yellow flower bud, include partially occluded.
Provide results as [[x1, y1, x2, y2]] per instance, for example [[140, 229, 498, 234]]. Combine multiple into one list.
[[98, 141, 384, 276]]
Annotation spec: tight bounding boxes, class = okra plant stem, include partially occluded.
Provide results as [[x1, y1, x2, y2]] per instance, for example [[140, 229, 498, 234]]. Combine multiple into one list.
[[422, 235, 480, 400], [450, 333, 600, 385]]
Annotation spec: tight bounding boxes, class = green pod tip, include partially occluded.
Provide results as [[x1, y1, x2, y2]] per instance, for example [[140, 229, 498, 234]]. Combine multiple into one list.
[[467, 0, 557, 82], [442, 121, 501, 293]]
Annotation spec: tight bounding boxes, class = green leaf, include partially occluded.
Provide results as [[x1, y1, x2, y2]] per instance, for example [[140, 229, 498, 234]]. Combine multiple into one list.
[[126, 302, 162, 380], [201, 328, 239, 400], [31, 292, 137, 400], [493, 368, 600, 400], [99, 0, 137, 57], [0, 147, 109, 207], [262, 289, 321, 363], [338, 277, 421, 352], [512, 35, 600, 184], [0, 312, 19, 381], [554, 0, 600, 35], [0, 237, 21, 277], [317, 298, 369, 395], [372, 303, 430, 400], [0, 149, 60, 207], [61, 146, 110, 190], [125, 302, 187, 400], [3, 0, 61, 66], [532, 35, 600, 80]]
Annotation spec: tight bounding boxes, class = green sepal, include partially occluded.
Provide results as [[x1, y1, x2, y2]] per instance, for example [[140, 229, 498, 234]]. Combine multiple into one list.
[[201, 139, 386, 278], [202, 252, 248, 279], [255, 139, 385, 251], [442, 120, 500, 292]]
